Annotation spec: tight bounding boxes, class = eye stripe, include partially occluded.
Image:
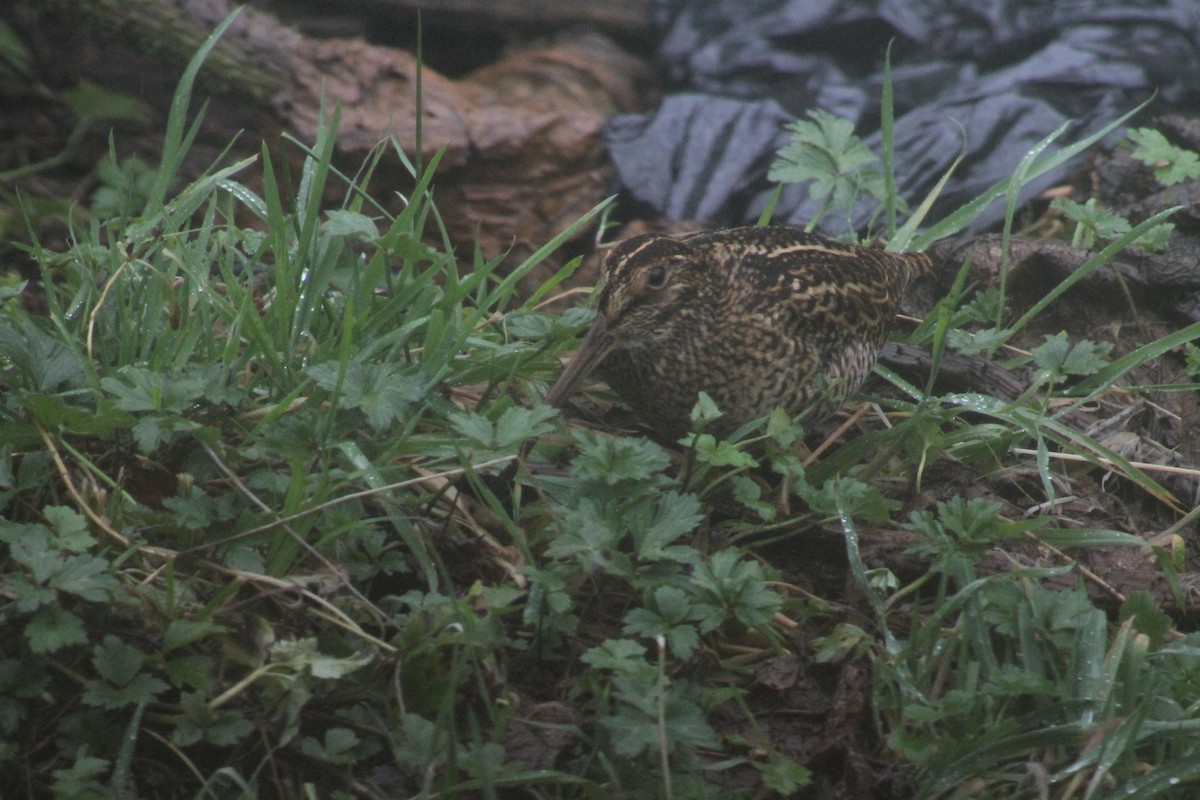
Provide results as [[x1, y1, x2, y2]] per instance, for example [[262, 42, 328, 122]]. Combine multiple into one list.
[[605, 236, 692, 286]]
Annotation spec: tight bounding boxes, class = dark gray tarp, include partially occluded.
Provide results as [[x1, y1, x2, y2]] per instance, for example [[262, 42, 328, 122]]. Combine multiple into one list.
[[606, 1, 1200, 233]]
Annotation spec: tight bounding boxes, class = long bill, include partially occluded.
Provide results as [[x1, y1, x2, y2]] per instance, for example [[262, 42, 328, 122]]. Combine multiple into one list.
[[546, 317, 617, 408]]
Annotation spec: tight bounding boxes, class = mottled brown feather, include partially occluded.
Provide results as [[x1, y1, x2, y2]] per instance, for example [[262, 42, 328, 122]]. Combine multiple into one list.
[[547, 225, 932, 439]]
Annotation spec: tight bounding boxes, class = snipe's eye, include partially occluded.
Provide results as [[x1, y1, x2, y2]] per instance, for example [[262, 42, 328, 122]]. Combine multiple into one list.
[[647, 265, 668, 289]]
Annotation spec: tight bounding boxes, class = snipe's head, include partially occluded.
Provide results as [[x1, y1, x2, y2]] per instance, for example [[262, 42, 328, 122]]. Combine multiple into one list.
[[546, 233, 707, 408]]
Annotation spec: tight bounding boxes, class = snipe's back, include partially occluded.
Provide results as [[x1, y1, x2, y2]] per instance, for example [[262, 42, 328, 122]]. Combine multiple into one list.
[[547, 226, 932, 439]]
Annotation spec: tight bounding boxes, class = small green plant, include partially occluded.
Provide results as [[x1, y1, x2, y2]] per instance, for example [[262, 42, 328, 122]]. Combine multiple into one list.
[[1052, 127, 1200, 252], [1127, 126, 1200, 186], [769, 108, 896, 231], [1051, 196, 1174, 251], [864, 499, 1200, 799]]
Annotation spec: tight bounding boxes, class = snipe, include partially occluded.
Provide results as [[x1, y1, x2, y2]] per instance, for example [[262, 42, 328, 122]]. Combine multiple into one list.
[[546, 225, 932, 439]]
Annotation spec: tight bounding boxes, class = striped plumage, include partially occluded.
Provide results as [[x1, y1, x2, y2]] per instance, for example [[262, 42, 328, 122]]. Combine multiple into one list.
[[547, 226, 932, 439]]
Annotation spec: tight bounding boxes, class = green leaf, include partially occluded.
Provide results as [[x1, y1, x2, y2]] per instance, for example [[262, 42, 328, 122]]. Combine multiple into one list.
[[1051, 197, 1130, 241], [580, 639, 648, 674], [624, 606, 672, 638], [1131, 221, 1174, 251], [0, 521, 118, 604], [387, 233, 438, 262], [268, 637, 372, 680], [446, 405, 558, 461], [92, 635, 147, 686], [603, 702, 661, 758], [52, 553, 120, 602], [948, 326, 1009, 357], [163, 488, 225, 530], [813, 623, 872, 663], [731, 475, 776, 521], [1052, 194, 1174, 251], [92, 156, 158, 218], [164, 655, 216, 690], [204, 714, 253, 748], [174, 689, 254, 746], [102, 365, 208, 413], [604, 682, 719, 757], [688, 549, 782, 629], [1058, 338, 1112, 376], [545, 503, 623, 570], [199, 711, 253, 747], [797, 475, 899, 524], [689, 434, 756, 468], [623, 591, 701, 660], [1127, 127, 1200, 186], [1119, 591, 1171, 646], [20, 393, 133, 438], [392, 713, 439, 772], [570, 431, 671, 485], [82, 672, 170, 709], [64, 81, 147, 126], [163, 620, 224, 653], [131, 416, 169, 453], [765, 407, 803, 447], [0, 317, 87, 393], [42, 506, 94, 552], [689, 391, 723, 426], [447, 410, 495, 447], [633, 491, 703, 560], [504, 310, 556, 339], [960, 288, 1007, 324], [322, 209, 380, 240], [914, 497, 1048, 556], [5, 576, 56, 613], [1185, 343, 1200, 377], [649, 585, 690, 622], [301, 727, 361, 764], [0, 656, 51, 704], [307, 650, 373, 680], [757, 757, 812, 794], [1031, 332, 1111, 384], [492, 405, 559, 448], [51, 752, 112, 800], [308, 360, 428, 431], [0, 18, 30, 73], [769, 110, 888, 217], [2, 522, 62, 584], [25, 605, 87, 653]]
